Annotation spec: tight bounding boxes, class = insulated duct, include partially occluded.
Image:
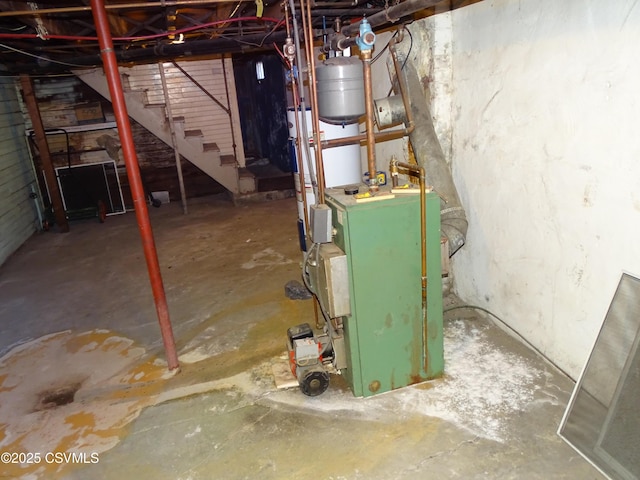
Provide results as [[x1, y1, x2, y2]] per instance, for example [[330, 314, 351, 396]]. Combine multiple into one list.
[[392, 59, 467, 256]]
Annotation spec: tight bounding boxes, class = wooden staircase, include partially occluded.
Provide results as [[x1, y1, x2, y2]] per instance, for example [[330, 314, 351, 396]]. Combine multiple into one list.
[[74, 65, 256, 196]]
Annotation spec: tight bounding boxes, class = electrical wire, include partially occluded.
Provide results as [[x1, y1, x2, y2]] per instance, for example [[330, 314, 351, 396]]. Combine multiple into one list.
[[0, 16, 284, 42], [443, 304, 572, 379], [386, 24, 412, 97], [273, 41, 291, 70], [371, 29, 397, 64], [219, 18, 284, 48], [401, 25, 413, 69], [0, 24, 27, 32], [0, 43, 96, 68], [207, 1, 251, 37], [301, 242, 318, 294]]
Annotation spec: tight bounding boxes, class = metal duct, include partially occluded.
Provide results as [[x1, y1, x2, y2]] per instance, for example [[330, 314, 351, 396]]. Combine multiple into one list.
[[396, 60, 468, 256]]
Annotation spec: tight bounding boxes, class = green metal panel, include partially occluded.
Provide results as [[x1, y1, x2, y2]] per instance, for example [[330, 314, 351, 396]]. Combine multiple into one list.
[[326, 188, 443, 398]]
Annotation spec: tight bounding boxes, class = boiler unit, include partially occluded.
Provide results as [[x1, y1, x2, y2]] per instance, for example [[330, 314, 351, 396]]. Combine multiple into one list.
[[288, 186, 444, 397], [285, 19, 447, 398]]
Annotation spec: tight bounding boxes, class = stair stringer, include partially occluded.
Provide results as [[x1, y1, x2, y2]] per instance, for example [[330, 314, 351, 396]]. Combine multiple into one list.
[[74, 68, 240, 194]]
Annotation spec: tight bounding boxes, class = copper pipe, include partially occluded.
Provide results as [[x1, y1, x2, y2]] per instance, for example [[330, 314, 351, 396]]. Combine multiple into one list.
[[321, 29, 414, 149], [288, 0, 318, 199], [284, 0, 292, 37], [388, 31, 415, 135], [0, 0, 240, 17], [302, 0, 326, 204], [362, 49, 378, 192], [91, 0, 179, 371], [390, 157, 429, 371], [320, 129, 404, 149], [284, 1, 309, 231]]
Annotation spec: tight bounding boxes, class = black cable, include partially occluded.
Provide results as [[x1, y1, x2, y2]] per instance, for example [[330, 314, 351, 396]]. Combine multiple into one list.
[[443, 304, 573, 380], [386, 24, 412, 97], [371, 29, 397, 64], [401, 25, 412, 71]]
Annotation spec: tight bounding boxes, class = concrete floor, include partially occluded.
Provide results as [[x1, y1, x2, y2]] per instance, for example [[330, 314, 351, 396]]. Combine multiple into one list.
[[0, 195, 604, 480]]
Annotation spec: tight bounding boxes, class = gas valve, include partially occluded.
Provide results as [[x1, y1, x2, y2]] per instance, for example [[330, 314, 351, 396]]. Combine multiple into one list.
[[283, 37, 296, 64]]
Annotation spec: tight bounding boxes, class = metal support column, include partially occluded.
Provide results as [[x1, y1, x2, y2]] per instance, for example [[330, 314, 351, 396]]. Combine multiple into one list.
[[91, 0, 179, 371]]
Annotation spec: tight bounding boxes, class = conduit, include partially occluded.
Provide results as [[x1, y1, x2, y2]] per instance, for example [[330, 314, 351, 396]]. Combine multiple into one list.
[[91, 0, 179, 370]]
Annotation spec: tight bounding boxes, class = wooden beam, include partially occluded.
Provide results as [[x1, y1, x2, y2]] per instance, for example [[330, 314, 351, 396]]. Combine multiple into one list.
[[19, 75, 70, 233]]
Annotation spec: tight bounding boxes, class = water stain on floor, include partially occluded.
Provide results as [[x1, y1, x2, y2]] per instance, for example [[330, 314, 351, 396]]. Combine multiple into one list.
[[0, 330, 172, 479]]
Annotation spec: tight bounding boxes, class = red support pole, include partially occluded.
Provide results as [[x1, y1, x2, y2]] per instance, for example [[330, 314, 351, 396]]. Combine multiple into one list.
[[90, 0, 179, 371]]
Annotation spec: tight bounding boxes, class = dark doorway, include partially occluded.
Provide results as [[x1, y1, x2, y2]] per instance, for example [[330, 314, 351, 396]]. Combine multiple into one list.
[[233, 52, 293, 191]]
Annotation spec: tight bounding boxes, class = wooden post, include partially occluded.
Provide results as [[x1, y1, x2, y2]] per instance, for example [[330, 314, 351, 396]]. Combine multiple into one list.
[[158, 62, 188, 214], [19, 75, 70, 233]]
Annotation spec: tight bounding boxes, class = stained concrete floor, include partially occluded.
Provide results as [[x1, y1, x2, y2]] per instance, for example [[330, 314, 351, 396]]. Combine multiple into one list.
[[0, 195, 604, 480]]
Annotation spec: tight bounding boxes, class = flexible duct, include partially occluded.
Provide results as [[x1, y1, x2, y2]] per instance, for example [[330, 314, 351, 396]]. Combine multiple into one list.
[[395, 59, 467, 256]]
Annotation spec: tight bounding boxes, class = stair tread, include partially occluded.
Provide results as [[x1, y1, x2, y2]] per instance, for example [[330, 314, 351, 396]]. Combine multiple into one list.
[[184, 129, 203, 137], [220, 154, 236, 165], [75, 71, 241, 194], [203, 142, 220, 152]]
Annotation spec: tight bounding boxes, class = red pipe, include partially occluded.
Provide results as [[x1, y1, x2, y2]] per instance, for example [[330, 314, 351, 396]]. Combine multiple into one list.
[[90, 0, 179, 371]]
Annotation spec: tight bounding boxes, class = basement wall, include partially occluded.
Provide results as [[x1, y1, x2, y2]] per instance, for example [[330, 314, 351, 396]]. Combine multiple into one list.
[[0, 77, 38, 266], [448, 0, 640, 378]]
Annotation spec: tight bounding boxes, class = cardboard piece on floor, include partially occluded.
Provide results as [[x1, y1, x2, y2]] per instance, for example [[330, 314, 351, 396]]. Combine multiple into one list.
[[271, 358, 298, 389]]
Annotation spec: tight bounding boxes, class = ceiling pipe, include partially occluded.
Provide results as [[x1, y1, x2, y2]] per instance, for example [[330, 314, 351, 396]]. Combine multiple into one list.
[[15, 31, 290, 74], [340, 0, 443, 39], [90, 0, 180, 371], [308, 8, 382, 17], [0, 0, 245, 17]]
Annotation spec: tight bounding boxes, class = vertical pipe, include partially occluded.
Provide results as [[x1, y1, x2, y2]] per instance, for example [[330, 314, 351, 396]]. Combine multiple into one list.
[[221, 56, 239, 165], [20, 75, 70, 233], [418, 166, 428, 371], [302, 0, 326, 204], [391, 159, 428, 371], [291, 76, 310, 232], [284, 0, 310, 236], [288, 0, 318, 200], [159, 61, 188, 215], [91, 0, 179, 371], [388, 32, 415, 134], [361, 49, 378, 192]]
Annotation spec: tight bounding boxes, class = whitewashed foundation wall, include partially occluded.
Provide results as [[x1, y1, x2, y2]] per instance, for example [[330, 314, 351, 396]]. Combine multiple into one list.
[[449, 0, 640, 378]]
